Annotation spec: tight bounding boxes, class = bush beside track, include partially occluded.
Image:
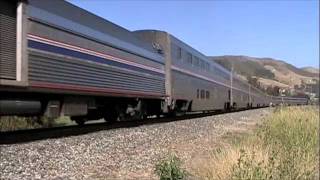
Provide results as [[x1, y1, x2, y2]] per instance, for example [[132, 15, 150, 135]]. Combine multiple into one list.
[[0, 116, 72, 131], [185, 106, 319, 180]]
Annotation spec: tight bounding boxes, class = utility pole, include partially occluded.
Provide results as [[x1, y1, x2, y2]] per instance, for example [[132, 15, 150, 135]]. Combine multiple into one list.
[[249, 84, 251, 105], [230, 62, 233, 107]]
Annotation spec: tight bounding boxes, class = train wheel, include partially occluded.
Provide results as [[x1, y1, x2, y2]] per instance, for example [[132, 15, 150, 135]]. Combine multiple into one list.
[[141, 113, 148, 120], [232, 103, 237, 110], [71, 116, 86, 126], [75, 119, 85, 126], [224, 102, 232, 111], [247, 103, 250, 109], [133, 100, 147, 120], [104, 110, 118, 123]]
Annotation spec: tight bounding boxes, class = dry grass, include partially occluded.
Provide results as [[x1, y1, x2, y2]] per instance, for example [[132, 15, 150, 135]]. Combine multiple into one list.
[[0, 116, 72, 131], [192, 140, 270, 180], [191, 106, 319, 180]]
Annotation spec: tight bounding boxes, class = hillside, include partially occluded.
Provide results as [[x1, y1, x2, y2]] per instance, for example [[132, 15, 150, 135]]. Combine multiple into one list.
[[209, 56, 319, 92], [301, 67, 319, 74]]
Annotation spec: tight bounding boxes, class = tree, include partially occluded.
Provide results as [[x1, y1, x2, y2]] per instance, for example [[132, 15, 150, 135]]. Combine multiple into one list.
[[266, 86, 274, 95], [273, 86, 280, 96]]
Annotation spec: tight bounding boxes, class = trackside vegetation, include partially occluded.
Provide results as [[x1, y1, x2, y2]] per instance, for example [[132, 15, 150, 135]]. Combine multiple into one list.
[[155, 106, 319, 180], [190, 106, 319, 180], [0, 116, 72, 131], [155, 154, 187, 180]]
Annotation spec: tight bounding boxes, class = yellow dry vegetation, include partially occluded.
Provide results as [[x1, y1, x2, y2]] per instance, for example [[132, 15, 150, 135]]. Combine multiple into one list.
[[191, 106, 319, 180]]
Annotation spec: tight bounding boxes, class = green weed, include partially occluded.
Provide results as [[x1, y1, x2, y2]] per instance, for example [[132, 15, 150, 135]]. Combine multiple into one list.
[[155, 154, 187, 180]]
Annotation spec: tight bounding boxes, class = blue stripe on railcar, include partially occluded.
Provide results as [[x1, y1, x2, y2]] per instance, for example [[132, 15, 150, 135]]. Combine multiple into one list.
[[28, 40, 165, 77]]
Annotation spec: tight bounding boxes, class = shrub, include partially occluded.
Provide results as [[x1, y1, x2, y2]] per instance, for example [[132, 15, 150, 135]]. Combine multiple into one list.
[[256, 106, 319, 179], [155, 154, 187, 180], [0, 116, 72, 131], [191, 106, 319, 180], [0, 116, 42, 131]]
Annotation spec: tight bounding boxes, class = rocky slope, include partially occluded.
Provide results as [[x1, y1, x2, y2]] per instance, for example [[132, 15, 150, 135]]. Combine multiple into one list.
[[301, 67, 319, 74], [209, 55, 319, 88]]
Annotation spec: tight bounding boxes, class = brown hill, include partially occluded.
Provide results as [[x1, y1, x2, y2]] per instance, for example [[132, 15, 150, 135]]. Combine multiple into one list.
[[209, 56, 319, 89], [301, 67, 319, 74]]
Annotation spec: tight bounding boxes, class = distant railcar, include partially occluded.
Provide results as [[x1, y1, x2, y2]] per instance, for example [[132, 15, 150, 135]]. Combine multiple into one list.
[[133, 30, 307, 113]]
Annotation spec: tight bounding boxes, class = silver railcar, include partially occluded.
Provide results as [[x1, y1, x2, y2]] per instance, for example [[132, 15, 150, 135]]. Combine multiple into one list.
[[134, 30, 266, 112], [133, 30, 308, 112], [0, 0, 166, 123]]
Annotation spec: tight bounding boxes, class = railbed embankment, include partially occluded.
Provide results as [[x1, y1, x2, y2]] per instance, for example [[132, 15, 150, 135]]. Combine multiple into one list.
[[1, 108, 273, 179]]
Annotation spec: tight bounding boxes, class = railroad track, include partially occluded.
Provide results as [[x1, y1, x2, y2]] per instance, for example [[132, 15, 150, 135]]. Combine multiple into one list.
[[0, 107, 264, 144]]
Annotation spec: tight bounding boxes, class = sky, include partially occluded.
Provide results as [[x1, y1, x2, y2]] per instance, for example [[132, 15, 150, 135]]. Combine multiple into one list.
[[69, 0, 319, 68]]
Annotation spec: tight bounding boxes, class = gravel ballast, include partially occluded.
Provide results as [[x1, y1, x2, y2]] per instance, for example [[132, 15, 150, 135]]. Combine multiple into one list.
[[0, 108, 272, 179]]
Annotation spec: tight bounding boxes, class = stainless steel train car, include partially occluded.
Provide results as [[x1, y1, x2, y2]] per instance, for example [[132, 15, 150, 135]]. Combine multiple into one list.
[[0, 0, 167, 124], [134, 30, 230, 112], [133, 30, 308, 112], [0, 0, 308, 124]]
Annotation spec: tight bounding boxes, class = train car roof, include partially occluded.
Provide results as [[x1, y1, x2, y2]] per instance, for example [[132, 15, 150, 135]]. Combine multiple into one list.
[[27, 0, 164, 63], [134, 29, 231, 75]]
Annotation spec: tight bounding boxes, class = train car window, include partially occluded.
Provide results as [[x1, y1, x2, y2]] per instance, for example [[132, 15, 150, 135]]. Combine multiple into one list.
[[201, 90, 205, 99], [200, 60, 205, 69], [197, 89, 200, 99], [214, 67, 221, 75], [193, 56, 200, 67], [212, 87, 216, 98], [212, 66, 218, 74], [223, 72, 230, 80], [205, 62, 210, 71], [177, 47, 182, 60], [206, 91, 210, 99], [186, 52, 192, 64]]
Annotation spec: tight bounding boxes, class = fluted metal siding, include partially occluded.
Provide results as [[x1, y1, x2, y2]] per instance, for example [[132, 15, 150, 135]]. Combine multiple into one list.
[[28, 51, 165, 96], [0, 1, 16, 80], [27, 1, 163, 63]]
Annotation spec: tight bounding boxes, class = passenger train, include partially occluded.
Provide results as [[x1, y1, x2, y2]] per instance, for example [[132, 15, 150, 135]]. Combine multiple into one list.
[[0, 0, 308, 125]]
